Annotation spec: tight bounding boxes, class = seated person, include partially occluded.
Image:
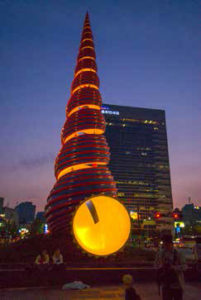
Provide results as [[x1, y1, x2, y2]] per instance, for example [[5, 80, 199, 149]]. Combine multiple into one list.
[[42, 249, 50, 264], [35, 253, 43, 265], [52, 248, 63, 265], [34, 250, 50, 270]]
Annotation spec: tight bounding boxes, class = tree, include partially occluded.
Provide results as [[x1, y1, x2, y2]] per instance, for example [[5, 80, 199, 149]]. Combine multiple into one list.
[[30, 219, 44, 236]]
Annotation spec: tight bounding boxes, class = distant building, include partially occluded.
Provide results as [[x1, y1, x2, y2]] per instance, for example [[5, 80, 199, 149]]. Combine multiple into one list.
[[0, 198, 19, 229], [15, 202, 36, 225], [36, 211, 45, 222], [182, 203, 201, 225], [103, 104, 173, 233], [0, 197, 4, 214], [4, 207, 19, 226]]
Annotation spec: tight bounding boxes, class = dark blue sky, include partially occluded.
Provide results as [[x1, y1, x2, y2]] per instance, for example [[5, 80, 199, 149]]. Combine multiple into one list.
[[0, 0, 201, 211]]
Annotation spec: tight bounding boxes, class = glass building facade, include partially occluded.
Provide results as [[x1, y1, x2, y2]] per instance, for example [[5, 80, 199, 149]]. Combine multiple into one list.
[[102, 104, 173, 232], [15, 202, 36, 225]]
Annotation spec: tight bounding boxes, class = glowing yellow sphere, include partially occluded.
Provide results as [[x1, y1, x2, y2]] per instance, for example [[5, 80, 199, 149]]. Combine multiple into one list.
[[73, 195, 131, 256]]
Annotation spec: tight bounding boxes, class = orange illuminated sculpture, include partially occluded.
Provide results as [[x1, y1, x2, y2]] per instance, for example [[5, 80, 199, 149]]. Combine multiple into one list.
[[73, 195, 130, 255], [45, 13, 130, 255]]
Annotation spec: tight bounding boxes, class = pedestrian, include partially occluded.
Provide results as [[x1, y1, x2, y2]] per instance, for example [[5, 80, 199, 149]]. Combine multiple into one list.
[[122, 274, 141, 300], [155, 234, 187, 300]]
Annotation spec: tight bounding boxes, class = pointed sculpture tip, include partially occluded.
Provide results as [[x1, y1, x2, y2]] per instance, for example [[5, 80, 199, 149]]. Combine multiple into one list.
[[85, 11, 90, 22]]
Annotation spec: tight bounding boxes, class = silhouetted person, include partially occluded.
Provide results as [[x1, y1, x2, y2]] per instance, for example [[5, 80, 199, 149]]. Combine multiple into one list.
[[122, 274, 141, 300], [155, 235, 186, 300]]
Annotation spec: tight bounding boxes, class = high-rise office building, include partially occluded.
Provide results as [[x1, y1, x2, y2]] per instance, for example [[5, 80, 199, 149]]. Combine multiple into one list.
[[182, 203, 201, 226], [15, 202, 36, 225], [102, 104, 173, 232], [4, 207, 19, 226]]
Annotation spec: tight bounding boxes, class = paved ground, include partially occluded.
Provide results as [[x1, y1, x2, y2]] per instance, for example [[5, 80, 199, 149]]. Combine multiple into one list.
[[0, 283, 200, 300]]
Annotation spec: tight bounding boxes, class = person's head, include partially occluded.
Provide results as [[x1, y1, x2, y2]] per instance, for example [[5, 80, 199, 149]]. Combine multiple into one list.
[[54, 248, 60, 256], [42, 249, 48, 256], [162, 235, 173, 251], [122, 274, 133, 288]]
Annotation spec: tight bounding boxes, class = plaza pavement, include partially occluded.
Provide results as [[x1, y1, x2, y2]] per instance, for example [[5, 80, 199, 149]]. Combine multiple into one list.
[[0, 282, 200, 300]]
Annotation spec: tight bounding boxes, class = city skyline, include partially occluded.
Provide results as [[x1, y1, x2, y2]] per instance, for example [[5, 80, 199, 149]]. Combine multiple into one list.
[[0, 0, 201, 211]]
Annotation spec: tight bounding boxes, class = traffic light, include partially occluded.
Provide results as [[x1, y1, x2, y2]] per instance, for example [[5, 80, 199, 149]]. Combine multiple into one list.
[[154, 212, 161, 219]]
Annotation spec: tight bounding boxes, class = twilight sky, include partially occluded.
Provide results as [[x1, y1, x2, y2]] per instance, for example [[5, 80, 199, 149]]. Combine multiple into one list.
[[0, 0, 201, 211]]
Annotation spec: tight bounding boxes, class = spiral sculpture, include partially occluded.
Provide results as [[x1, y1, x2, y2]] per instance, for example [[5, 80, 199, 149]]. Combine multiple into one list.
[[45, 13, 117, 234]]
